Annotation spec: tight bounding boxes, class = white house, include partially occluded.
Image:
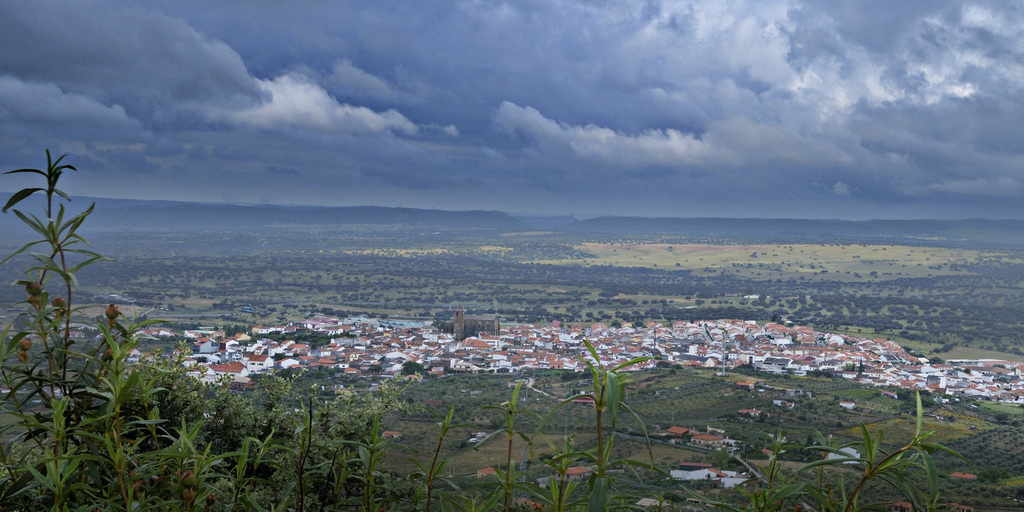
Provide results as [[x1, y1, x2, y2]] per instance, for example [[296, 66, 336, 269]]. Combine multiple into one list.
[[243, 354, 272, 374]]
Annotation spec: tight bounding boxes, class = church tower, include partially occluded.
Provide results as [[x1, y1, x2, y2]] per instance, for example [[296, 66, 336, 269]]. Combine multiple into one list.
[[453, 306, 466, 341]]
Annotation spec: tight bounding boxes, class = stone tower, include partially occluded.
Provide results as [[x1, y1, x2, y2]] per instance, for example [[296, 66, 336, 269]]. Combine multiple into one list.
[[453, 306, 466, 341]]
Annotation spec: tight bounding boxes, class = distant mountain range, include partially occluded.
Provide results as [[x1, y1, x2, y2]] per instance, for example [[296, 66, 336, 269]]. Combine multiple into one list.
[[2, 196, 1024, 246], [88, 202, 530, 231], [0, 197, 530, 233]]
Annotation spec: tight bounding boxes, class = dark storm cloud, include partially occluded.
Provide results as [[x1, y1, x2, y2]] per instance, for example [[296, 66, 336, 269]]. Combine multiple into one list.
[[0, 1, 259, 111], [0, 77, 147, 139], [2, 0, 1024, 218]]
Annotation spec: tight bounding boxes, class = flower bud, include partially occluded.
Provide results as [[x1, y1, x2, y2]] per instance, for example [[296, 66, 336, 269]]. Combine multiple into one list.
[[52, 297, 67, 309], [26, 282, 42, 296], [206, 493, 217, 505], [182, 488, 196, 502], [105, 304, 120, 320], [179, 470, 197, 489], [17, 350, 28, 363], [27, 295, 40, 308], [18, 338, 31, 351]]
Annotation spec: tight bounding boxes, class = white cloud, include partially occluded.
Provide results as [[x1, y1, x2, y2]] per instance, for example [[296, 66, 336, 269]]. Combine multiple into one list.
[[868, 4, 1024, 106], [568, 125, 707, 167], [225, 74, 418, 135], [495, 101, 853, 170], [424, 124, 459, 137], [494, 102, 565, 144], [832, 181, 853, 195], [494, 101, 708, 167]]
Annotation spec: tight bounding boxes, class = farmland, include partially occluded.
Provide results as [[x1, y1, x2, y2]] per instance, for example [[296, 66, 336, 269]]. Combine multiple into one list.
[[319, 367, 1024, 510], [4, 222, 1024, 363], [4, 222, 1022, 361], [559, 243, 999, 281]]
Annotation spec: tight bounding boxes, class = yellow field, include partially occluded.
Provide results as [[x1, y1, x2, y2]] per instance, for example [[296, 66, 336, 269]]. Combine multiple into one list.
[[533, 243, 1013, 280], [344, 248, 453, 256], [1001, 475, 1024, 487]]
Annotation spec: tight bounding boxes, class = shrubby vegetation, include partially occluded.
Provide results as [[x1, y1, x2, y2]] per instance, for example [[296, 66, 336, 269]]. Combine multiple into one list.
[[0, 153, 978, 510]]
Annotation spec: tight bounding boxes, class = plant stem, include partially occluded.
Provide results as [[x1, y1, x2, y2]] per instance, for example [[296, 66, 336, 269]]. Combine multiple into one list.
[[425, 432, 444, 512]]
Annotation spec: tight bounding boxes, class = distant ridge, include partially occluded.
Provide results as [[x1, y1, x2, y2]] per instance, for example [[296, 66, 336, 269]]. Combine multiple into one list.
[[3, 195, 1023, 246], [0, 196, 528, 233], [86, 204, 529, 232], [510, 214, 579, 230]]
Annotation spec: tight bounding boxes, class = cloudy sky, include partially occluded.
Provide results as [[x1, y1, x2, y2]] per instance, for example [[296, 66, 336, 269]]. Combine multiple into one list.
[[3, 1, 1024, 219]]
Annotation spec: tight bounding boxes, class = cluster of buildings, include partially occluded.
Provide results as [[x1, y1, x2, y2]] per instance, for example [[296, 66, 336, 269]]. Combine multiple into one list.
[[664, 320, 1024, 401], [136, 314, 1008, 507], [136, 314, 1024, 402]]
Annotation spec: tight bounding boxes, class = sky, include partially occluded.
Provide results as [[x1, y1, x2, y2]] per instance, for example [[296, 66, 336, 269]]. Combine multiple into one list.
[[2, 1, 1024, 220]]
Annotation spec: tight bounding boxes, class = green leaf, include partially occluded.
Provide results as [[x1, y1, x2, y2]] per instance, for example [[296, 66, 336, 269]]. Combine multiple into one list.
[[3, 168, 47, 177], [620, 401, 657, 466], [28, 252, 61, 272], [922, 449, 938, 499], [582, 338, 600, 366], [920, 441, 966, 461], [860, 423, 875, 464], [915, 392, 924, 437], [610, 356, 652, 372], [2, 187, 45, 212], [11, 210, 48, 238], [26, 464, 57, 494], [510, 380, 523, 403], [607, 371, 620, 419], [67, 255, 107, 275], [767, 482, 806, 503], [586, 475, 607, 512], [797, 455, 857, 473], [0, 241, 48, 269]]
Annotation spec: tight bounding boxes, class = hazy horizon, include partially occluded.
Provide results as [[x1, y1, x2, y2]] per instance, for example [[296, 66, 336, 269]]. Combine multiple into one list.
[[7, 193, 1024, 225]]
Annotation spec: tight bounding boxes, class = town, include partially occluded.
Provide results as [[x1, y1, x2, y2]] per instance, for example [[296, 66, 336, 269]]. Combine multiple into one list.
[[135, 313, 1024, 403]]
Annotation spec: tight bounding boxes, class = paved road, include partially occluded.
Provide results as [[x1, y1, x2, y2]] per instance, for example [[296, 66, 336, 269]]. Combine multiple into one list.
[[508, 377, 556, 399]]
